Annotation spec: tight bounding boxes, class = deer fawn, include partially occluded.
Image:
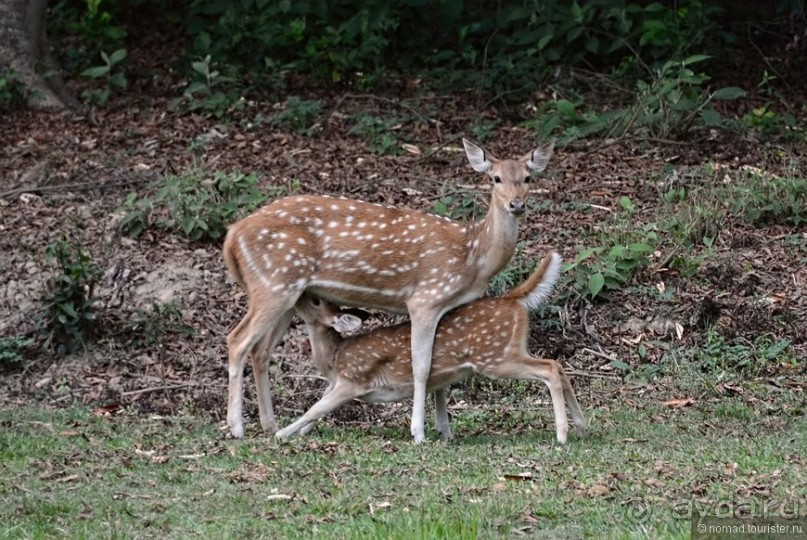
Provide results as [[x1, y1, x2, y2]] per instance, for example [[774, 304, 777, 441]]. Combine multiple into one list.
[[223, 138, 554, 442], [276, 252, 586, 443]]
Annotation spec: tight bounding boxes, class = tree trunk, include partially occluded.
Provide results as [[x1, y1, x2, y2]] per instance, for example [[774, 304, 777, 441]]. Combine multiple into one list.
[[0, 0, 76, 109]]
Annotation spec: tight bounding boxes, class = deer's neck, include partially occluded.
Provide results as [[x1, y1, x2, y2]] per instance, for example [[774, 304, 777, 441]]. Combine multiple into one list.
[[467, 206, 520, 280], [305, 325, 343, 376]]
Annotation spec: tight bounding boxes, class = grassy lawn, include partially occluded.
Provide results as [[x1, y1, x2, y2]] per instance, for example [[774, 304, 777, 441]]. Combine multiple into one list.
[[1, 374, 804, 539]]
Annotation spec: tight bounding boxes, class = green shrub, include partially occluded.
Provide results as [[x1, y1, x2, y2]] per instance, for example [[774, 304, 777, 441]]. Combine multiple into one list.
[[170, 55, 246, 118], [348, 113, 405, 155], [126, 303, 195, 348], [80, 48, 128, 105], [47, 0, 127, 74], [263, 97, 322, 136], [40, 240, 103, 355], [430, 187, 481, 222], [0, 336, 33, 368], [118, 168, 295, 242], [182, 0, 732, 98], [527, 55, 746, 143], [564, 197, 658, 301], [696, 331, 795, 375], [728, 169, 807, 228], [0, 67, 29, 111]]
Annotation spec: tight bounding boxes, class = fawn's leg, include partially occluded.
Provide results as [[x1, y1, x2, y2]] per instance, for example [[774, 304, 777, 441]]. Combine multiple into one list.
[[299, 382, 335, 436], [276, 381, 359, 440], [480, 356, 571, 444], [558, 367, 587, 435], [434, 388, 452, 440]]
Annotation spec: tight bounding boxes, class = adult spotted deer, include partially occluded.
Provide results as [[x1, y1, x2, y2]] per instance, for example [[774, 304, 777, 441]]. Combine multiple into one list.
[[276, 252, 586, 443], [223, 138, 554, 442]]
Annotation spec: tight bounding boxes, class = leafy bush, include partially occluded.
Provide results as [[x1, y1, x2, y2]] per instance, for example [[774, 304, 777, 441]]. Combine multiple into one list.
[[728, 169, 807, 227], [182, 0, 732, 97], [262, 97, 322, 136], [81, 48, 127, 105], [348, 113, 405, 155], [564, 197, 658, 301], [48, 0, 127, 73], [696, 331, 795, 375], [527, 55, 746, 143], [430, 187, 481, 222], [40, 240, 103, 355], [0, 336, 33, 368], [0, 67, 29, 111], [118, 169, 293, 241], [126, 303, 195, 348], [170, 55, 246, 118]]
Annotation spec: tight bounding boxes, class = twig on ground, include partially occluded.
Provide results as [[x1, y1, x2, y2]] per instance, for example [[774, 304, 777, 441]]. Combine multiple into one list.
[[0, 176, 152, 200], [565, 369, 620, 380], [122, 382, 197, 397], [403, 134, 462, 163], [343, 93, 430, 124], [582, 347, 619, 362]]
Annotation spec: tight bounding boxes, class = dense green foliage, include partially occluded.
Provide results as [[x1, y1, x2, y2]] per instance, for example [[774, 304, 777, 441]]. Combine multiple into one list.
[[118, 169, 275, 241], [0, 67, 29, 111], [182, 0, 731, 93], [48, 0, 797, 103], [40, 240, 103, 355]]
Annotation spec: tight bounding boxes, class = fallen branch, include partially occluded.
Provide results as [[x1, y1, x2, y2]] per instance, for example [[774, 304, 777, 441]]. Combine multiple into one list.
[[565, 369, 620, 380], [0, 176, 152, 200], [121, 382, 197, 397], [582, 347, 619, 363]]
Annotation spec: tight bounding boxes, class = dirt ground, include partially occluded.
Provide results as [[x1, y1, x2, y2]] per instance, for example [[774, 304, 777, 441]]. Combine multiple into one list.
[[1, 33, 805, 431]]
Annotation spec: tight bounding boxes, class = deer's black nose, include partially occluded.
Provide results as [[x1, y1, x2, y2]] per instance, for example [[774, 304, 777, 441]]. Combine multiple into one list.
[[509, 198, 525, 215]]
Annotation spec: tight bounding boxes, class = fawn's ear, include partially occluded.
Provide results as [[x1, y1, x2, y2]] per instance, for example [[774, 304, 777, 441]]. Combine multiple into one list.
[[342, 307, 371, 322], [524, 141, 554, 172], [462, 138, 495, 173], [331, 314, 363, 333]]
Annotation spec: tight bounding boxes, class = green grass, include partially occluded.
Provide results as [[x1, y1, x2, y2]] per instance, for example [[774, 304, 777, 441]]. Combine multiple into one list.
[[1, 378, 804, 539]]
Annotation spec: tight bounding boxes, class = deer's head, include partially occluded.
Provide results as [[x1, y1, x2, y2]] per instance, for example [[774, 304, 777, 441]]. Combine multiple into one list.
[[462, 138, 554, 217], [295, 294, 366, 335]]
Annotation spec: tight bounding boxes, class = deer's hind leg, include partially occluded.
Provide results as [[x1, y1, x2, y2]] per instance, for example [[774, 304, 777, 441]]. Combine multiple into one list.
[[249, 308, 295, 433], [227, 291, 300, 437]]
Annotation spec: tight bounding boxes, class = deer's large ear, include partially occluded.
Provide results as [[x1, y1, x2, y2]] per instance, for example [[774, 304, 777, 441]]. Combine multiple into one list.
[[463, 138, 493, 173], [331, 314, 363, 333], [524, 141, 554, 172]]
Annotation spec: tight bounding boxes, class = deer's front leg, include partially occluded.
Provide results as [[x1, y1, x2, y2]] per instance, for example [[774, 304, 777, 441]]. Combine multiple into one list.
[[409, 309, 442, 444]]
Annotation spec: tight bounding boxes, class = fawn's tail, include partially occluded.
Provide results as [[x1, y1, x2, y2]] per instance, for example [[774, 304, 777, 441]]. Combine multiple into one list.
[[505, 251, 563, 310]]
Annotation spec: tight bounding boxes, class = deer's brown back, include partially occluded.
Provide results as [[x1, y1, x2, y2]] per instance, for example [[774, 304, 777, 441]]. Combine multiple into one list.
[[230, 195, 474, 311]]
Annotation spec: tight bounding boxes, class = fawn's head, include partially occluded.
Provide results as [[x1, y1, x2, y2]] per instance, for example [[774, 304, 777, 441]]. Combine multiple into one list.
[[462, 138, 554, 217], [296, 294, 366, 335]]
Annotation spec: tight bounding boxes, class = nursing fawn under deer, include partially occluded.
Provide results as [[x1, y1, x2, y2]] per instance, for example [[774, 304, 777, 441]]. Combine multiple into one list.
[[223, 139, 554, 442], [276, 252, 586, 444]]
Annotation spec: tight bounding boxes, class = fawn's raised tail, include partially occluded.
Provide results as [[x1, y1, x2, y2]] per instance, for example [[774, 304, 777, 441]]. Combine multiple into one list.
[[505, 252, 563, 311]]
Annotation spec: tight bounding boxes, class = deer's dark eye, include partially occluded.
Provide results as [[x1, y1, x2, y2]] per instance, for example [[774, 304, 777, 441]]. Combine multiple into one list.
[[312, 298, 321, 306], [493, 176, 502, 184], [524, 175, 531, 183]]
